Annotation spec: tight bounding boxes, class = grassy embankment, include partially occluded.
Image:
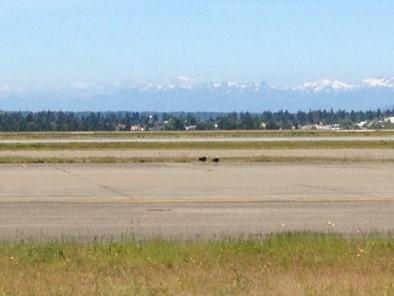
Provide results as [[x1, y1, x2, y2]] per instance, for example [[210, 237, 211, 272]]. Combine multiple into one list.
[[1, 232, 394, 295]]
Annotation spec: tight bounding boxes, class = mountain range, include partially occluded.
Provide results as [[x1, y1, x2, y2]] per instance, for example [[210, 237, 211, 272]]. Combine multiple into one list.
[[0, 77, 393, 112]]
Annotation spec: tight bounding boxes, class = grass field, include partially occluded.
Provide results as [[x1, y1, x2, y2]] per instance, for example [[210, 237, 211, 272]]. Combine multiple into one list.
[[1, 232, 394, 295], [1, 129, 394, 139], [1, 140, 394, 151], [0, 155, 393, 164], [1, 130, 393, 164]]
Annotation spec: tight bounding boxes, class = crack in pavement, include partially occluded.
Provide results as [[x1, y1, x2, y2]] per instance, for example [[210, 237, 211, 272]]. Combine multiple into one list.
[[52, 165, 134, 200], [293, 182, 378, 200]]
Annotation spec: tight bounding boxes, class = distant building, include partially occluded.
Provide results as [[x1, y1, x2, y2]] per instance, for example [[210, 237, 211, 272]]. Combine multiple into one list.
[[299, 124, 314, 130], [356, 121, 368, 129], [384, 117, 394, 124], [300, 123, 340, 130], [130, 125, 145, 132], [185, 125, 197, 131]]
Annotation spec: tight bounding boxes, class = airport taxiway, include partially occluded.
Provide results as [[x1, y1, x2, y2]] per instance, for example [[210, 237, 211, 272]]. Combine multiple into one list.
[[0, 163, 393, 239]]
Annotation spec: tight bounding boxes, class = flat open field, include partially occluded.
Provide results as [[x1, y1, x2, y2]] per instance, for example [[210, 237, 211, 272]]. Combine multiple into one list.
[[1, 131, 394, 294], [1, 130, 394, 240]]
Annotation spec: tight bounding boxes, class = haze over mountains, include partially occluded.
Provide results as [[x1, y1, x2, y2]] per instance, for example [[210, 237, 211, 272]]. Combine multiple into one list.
[[0, 77, 393, 112]]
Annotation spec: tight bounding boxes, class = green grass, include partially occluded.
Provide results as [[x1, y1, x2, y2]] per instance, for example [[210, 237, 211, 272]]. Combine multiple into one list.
[[1, 232, 394, 295], [1, 140, 394, 151]]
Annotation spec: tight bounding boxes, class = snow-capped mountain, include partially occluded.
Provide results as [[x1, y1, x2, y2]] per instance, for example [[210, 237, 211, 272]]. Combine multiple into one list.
[[294, 77, 394, 92], [361, 77, 394, 88], [293, 79, 356, 93], [140, 76, 198, 91], [0, 77, 393, 112]]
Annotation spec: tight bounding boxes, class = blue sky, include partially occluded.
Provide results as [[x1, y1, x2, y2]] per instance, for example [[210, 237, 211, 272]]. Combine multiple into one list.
[[0, 0, 393, 89]]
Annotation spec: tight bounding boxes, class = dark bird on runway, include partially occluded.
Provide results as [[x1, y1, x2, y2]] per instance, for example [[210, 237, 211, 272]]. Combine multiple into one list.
[[198, 156, 208, 162], [212, 157, 220, 163]]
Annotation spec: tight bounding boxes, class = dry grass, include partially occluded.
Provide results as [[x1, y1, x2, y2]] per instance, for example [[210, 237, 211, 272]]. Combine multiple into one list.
[[0, 155, 192, 164], [1, 130, 394, 139], [1, 140, 394, 151], [1, 232, 394, 295], [0, 155, 392, 164]]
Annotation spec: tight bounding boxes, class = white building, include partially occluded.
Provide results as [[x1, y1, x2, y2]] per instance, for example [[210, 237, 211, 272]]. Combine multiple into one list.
[[384, 117, 394, 124], [185, 125, 197, 131], [130, 125, 145, 131]]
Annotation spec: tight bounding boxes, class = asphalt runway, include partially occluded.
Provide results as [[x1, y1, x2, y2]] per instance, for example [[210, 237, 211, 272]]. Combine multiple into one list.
[[1, 163, 394, 239], [1, 201, 393, 240]]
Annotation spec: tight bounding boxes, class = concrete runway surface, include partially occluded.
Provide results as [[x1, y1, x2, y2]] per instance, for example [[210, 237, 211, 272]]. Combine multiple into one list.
[[1, 202, 394, 240], [1, 163, 394, 239]]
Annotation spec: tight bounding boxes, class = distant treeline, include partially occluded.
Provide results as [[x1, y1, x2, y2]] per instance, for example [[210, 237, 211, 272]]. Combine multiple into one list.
[[0, 109, 393, 131]]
